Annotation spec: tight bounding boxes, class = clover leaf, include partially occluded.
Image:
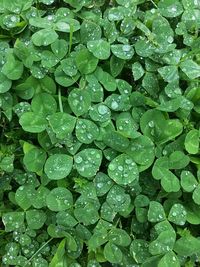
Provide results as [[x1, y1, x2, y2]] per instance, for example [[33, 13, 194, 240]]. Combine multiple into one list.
[[44, 154, 73, 180], [46, 187, 73, 211], [108, 154, 139, 185], [74, 149, 102, 178]]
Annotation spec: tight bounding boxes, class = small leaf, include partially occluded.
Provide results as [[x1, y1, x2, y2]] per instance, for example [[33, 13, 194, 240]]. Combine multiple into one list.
[[180, 59, 200, 80], [2, 212, 24, 232], [74, 149, 102, 178], [75, 119, 99, 144], [158, 66, 179, 82], [68, 88, 91, 116], [75, 48, 99, 74], [15, 185, 35, 210], [148, 201, 166, 223], [87, 39, 110, 60], [44, 154, 73, 180], [111, 44, 134, 60], [2, 54, 23, 80], [104, 242, 123, 264], [158, 251, 180, 267], [158, 0, 184, 18], [48, 112, 76, 139], [46, 187, 73, 211], [108, 228, 131, 247], [181, 171, 198, 192], [168, 203, 187, 225], [108, 154, 139, 185], [174, 235, 200, 257], [19, 112, 47, 133], [32, 29, 58, 46], [26, 209, 47, 229], [132, 62, 145, 81], [192, 184, 200, 205], [184, 129, 199, 154]]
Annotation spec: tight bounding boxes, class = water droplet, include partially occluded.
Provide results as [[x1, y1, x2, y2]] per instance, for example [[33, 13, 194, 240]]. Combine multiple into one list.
[[98, 104, 108, 115], [111, 101, 119, 110], [148, 121, 154, 127], [75, 156, 83, 164], [118, 165, 124, 171]]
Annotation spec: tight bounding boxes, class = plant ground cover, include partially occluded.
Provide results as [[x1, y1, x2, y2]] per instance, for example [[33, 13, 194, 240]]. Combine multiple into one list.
[[0, 0, 200, 266]]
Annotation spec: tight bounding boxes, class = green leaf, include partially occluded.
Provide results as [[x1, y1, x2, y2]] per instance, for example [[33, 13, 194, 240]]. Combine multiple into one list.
[[103, 242, 123, 264], [115, 112, 139, 138], [19, 112, 47, 133], [89, 103, 111, 122], [32, 29, 58, 46], [88, 232, 108, 251], [74, 149, 102, 178], [106, 185, 131, 212], [192, 184, 200, 205], [184, 129, 199, 154], [108, 7, 124, 21], [149, 230, 176, 255], [61, 57, 77, 77], [168, 203, 187, 225], [75, 48, 99, 74], [74, 196, 99, 225], [31, 93, 57, 116], [80, 21, 102, 43], [56, 211, 78, 228], [2, 212, 24, 232], [15, 185, 35, 210], [49, 239, 66, 267], [158, 66, 179, 82], [2, 54, 24, 80], [111, 44, 134, 60], [75, 119, 99, 144], [142, 73, 159, 97], [148, 201, 166, 223], [110, 55, 125, 77], [181, 171, 198, 192], [108, 228, 131, 247], [55, 66, 80, 87], [108, 154, 139, 185], [94, 172, 114, 197], [132, 62, 145, 81], [46, 187, 73, 211], [87, 39, 110, 60], [51, 39, 68, 59], [130, 239, 151, 264], [26, 209, 46, 229], [158, 0, 183, 18], [55, 19, 80, 33], [180, 59, 200, 80], [23, 147, 46, 173], [126, 135, 155, 168], [158, 251, 180, 267], [0, 73, 12, 93], [174, 235, 200, 257], [68, 88, 91, 116], [48, 112, 76, 139], [44, 154, 73, 180], [95, 67, 117, 92]]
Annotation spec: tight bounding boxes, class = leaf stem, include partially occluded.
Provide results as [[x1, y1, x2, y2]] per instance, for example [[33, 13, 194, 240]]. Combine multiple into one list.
[[58, 87, 64, 113], [68, 23, 74, 55], [149, 0, 158, 8], [25, 237, 54, 266]]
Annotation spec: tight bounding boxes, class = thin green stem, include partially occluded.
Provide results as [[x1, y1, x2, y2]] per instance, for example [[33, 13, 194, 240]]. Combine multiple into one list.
[[58, 87, 63, 113], [68, 23, 74, 55], [25, 237, 53, 266], [149, 0, 158, 8]]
